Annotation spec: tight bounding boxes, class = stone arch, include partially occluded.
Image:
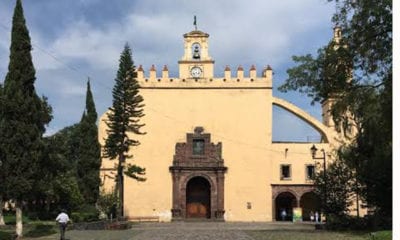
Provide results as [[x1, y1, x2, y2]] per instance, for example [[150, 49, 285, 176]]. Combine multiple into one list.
[[300, 191, 321, 221], [191, 42, 201, 59], [182, 173, 216, 194], [272, 188, 300, 200], [186, 176, 211, 218], [271, 184, 315, 221], [272, 97, 334, 143], [275, 191, 297, 221]]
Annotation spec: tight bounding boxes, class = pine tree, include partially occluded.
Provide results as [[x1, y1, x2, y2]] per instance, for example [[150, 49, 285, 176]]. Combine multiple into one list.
[[104, 44, 146, 217], [76, 80, 101, 204], [0, 0, 52, 236], [0, 83, 4, 226]]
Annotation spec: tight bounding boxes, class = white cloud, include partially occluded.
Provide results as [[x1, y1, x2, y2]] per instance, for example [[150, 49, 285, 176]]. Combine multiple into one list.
[[32, 0, 335, 73], [0, 0, 336, 135]]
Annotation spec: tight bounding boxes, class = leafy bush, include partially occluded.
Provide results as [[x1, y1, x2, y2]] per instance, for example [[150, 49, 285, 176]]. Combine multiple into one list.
[[25, 223, 57, 238], [97, 188, 118, 219], [326, 214, 371, 230], [71, 205, 99, 223], [0, 231, 12, 239]]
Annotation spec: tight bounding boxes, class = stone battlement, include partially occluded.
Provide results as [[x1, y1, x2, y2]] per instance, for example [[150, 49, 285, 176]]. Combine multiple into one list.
[[136, 64, 273, 88]]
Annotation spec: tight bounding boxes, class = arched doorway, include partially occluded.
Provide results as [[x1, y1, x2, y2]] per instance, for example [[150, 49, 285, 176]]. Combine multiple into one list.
[[186, 176, 211, 218], [300, 191, 321, 221], [275, 192, 297, 221]]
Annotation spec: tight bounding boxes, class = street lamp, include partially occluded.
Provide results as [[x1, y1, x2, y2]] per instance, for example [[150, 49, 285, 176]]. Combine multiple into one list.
[[310, 144, 327, 222]]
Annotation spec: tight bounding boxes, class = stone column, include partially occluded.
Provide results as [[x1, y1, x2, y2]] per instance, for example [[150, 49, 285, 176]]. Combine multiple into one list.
[[171, 172, 182, 220], [216, 171, 225, 219]]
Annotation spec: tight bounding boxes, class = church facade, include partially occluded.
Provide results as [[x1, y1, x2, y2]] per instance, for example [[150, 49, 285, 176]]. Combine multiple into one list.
[[99, 28, 346, 222]]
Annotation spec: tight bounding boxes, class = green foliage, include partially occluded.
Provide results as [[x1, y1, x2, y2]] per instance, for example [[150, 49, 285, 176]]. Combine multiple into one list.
[[0, 219, 57, 238], [330, 0, 392, 80], [27, 129, 82, 216], [3, 212, 30, 225], [27, 81, 101, 213], [76, 80, 101, 204], [279, 0, 392, 226], [53, 174, 84, 210], [24, 223, 57, 237], [324, 214, 372, 230], [314, 158, 354, 217], [0, 231, 12, 239], [329, 0, 392, 223], [71, 205, 99, 223], [103, 44, 146, 216], [369, 231, 392, 240], [97, 189, 119, 219], [0, 11, 52, 240], [124, 164, 146, 182], [279, 44, 353, 105], [104, 44, 146, 161]]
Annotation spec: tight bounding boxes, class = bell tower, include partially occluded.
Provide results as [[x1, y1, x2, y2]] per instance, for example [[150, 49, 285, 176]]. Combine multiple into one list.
[[178, 19, 214, 79]]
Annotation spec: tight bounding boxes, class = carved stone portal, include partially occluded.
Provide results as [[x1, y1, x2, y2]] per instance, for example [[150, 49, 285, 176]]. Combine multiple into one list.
[[169, 127, 227, 221]]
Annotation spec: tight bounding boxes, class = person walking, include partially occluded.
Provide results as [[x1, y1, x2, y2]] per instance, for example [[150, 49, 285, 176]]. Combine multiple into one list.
[[280, 209, 287, 221], [56, 209, 70, 240], [315, 211, 319, 223]]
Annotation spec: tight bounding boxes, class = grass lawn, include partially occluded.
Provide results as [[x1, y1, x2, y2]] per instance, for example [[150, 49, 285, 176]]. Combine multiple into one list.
[[1, 214, 58, 239], [246, 229, 377, 240], [370, 231, 392, 240], [0, 222, 58, 238]]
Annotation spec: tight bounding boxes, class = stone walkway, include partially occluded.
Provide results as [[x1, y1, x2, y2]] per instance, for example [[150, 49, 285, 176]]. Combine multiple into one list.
[[24, 222, 315, 240]]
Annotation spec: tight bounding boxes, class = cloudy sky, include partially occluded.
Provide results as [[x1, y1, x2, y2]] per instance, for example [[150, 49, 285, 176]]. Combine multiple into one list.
[[0, 0, 337, 141]]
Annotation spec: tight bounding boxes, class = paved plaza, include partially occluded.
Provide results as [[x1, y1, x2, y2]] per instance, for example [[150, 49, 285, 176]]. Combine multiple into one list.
[[24, 222, 316, 240]]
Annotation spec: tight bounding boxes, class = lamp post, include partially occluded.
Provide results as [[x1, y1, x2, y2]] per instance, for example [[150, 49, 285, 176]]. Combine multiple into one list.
[[310, 144, 327, 222]]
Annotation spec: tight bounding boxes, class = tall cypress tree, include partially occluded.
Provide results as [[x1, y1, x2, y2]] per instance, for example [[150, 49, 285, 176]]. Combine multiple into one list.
[[0, 0, 51, 237], [104, 44, 146, 217], [0, 83, 4, 226], [76, 80, 101, 204]]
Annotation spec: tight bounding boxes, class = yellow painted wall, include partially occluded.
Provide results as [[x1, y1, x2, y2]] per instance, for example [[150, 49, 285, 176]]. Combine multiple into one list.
[[98, 29, 364, 222], [98, 74, 342, 221]]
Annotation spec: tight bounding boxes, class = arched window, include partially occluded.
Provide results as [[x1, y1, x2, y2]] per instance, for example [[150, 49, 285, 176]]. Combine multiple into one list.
[[192, 43, 201, 59]]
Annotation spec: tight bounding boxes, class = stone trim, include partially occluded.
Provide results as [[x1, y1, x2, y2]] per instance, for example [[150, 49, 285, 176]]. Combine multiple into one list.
[[271, 184, 315, 221], [139, 86, 273, 90], [170, 127, 227, 221]]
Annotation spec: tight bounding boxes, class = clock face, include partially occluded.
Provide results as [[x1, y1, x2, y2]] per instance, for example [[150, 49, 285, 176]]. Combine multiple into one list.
[[190, 66, 202, 78]]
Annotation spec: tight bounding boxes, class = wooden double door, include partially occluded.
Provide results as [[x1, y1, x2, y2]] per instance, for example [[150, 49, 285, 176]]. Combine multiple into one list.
[[186, 177, 211, 218]]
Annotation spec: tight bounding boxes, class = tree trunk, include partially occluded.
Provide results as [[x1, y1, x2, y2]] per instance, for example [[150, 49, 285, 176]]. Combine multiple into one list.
[[118, 154, 125, 218], [0, 197, 5, 225], [15, 201, 23, 237]]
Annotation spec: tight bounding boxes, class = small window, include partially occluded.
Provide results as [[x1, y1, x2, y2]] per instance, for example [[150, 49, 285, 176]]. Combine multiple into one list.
[[280, 164, 291, 180], [193, 139, 205, 155], [306, 165, 315, 180]]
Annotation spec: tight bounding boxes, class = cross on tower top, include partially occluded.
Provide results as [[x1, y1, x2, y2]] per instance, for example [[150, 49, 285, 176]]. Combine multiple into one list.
[[193, 15, 197, 30]]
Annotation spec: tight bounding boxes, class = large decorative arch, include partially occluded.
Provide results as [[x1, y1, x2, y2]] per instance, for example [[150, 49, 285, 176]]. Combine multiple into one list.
[[272, 97, 335, 143], [182, 173, 217, 194], [169, 127, 227, 221]]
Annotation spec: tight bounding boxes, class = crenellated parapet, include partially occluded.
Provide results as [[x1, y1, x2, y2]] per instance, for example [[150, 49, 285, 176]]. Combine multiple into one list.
[[136, 64, 273, 88]]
